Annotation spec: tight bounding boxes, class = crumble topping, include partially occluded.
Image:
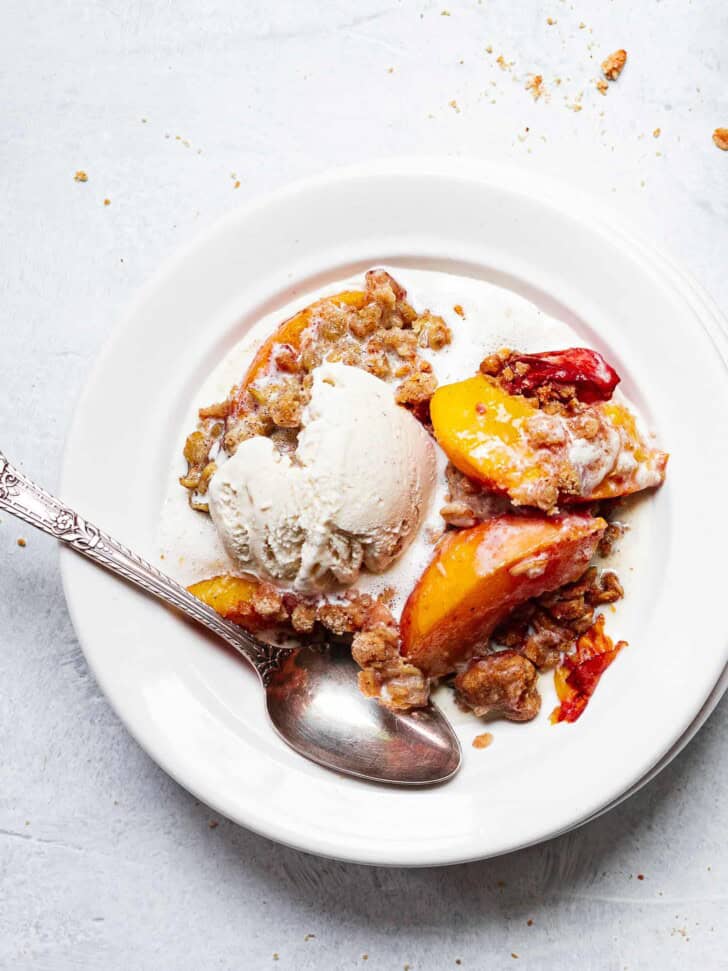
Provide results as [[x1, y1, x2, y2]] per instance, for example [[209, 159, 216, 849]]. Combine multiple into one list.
[[352, 602, 429, 710], [494, 565, 624, 669], [597, 520, 626, 558], [198, 577, 397, 644], [455, 651, 541, 721]]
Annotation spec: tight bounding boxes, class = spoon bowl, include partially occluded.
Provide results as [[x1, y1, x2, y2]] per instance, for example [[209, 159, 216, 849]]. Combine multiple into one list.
[[266, 645, 461, 785]]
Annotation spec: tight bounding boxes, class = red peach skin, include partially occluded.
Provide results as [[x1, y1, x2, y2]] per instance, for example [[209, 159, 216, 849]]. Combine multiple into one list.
[[400, 514, 606, 678]]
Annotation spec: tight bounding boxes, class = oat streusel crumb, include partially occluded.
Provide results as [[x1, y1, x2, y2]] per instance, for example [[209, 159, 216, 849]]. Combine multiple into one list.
[[494, 565, 624, 670], [456, 651, 541, 722], [713, 128, 728, 151], [602, 49, 627, 81], [526, 74, 545, 101], [598, 521, 626, 558]]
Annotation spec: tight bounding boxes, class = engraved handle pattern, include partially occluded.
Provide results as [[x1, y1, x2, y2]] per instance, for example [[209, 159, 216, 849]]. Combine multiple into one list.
[[0, 453, 291, 685]]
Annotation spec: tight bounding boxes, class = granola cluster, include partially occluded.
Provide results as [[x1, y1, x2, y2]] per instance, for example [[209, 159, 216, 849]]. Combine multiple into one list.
[[494, 566, 624, 670], [454, 566, 624, 721], [351, 602, 429, 710], [180, 270, 451, 510], [231, 580, 396, 643], [455, 651, 541, 722]]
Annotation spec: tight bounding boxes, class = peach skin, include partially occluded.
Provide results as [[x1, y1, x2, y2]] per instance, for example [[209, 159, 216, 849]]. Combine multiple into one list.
[[400, 514, 606, 678]]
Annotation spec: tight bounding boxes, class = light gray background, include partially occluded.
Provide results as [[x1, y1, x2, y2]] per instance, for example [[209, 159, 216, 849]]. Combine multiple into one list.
[[1, 1, 726, 968]]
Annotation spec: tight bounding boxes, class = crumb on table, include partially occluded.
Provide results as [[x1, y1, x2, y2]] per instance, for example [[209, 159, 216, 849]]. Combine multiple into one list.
[[472, 732, 494, 749], [596, 79, 608, 95], [103, 198, 111, 206], [74, 170, 88, 182], [526, 74, 545, 101], [601, 49, 627, 81], [653, 127, 661, 138], [17, 537, 27, 548], [713, 128, 728, 151]]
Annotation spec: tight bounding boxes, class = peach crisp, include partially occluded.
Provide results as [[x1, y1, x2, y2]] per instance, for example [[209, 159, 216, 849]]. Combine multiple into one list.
[[182, 271, 668, 730]]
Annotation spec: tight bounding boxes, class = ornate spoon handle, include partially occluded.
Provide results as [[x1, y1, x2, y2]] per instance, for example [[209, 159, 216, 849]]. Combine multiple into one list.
[[0, 452, 290, 684]]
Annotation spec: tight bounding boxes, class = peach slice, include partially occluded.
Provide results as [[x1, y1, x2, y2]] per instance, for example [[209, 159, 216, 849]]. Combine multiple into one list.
[[230, 290, 366, 414], [431, 373, 548, 504], [580, 401, 668, 501], [188, 574, 267, 629], [430, 373, 667, 508], [400, 514, 606, 678]]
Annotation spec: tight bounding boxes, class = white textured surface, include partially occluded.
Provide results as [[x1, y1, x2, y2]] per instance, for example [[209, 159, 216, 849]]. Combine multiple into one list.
[[1, 0, 726, 967]]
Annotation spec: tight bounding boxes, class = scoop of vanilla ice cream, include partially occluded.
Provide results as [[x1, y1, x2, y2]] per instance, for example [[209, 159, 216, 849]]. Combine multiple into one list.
[[207, 363, 437, 593]]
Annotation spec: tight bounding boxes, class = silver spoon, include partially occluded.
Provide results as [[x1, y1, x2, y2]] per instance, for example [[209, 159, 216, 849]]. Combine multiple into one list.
[[0, 453, 461, 786]]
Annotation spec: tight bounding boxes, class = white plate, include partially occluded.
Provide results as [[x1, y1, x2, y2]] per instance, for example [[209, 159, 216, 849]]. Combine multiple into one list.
[[61, 160, 728, 866]]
